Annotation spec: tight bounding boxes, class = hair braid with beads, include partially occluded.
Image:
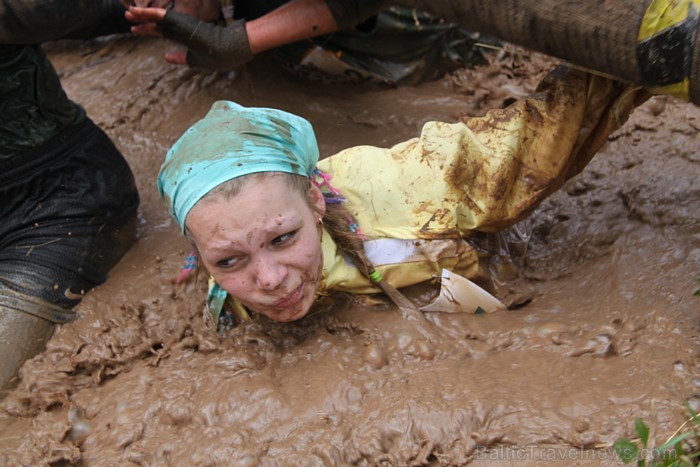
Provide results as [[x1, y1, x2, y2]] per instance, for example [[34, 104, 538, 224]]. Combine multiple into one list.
[[310, 169, 418, 313], [188, 171, 417, 314]]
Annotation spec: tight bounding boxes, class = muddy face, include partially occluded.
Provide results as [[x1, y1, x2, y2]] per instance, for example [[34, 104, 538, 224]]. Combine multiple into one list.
[[187, 174, 325, 322]]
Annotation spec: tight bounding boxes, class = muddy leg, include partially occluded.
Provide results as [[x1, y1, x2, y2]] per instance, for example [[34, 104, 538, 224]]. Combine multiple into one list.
[[0, 305, 55, 397]]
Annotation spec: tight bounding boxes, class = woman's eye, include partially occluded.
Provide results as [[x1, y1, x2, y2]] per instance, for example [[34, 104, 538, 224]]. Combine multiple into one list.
[[271, 229, 298, 246], [216, 256, 242, 269]]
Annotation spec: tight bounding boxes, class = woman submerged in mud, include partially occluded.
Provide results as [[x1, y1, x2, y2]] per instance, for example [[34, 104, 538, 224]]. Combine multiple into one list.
[[158, 66, 647, 330]]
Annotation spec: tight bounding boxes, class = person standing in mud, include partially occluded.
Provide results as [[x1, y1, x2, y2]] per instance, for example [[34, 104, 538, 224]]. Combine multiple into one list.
[[0, 1, 142, 394], [157, 66, 648, 331]]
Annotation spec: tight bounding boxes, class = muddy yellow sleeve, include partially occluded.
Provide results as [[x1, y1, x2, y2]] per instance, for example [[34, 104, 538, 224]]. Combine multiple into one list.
[[319, 66, 642, 236], [316, 66, 643, 292], [448, 66, 643, 232]]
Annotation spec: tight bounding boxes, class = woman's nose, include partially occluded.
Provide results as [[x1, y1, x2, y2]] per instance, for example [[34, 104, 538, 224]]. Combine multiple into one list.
[[253, 255, 288, 291]]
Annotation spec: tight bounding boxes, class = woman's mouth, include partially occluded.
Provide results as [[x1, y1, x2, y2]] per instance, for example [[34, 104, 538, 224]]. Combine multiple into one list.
[[272, 284, 303, 309]]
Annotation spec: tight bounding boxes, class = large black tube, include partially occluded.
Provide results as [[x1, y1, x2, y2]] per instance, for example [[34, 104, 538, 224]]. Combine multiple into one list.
[[396, 0, 700, 106]]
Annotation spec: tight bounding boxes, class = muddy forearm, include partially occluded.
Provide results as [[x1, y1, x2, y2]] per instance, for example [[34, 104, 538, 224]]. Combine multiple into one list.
[[246, 0, 338, 54], [246, 0, 387, 54], [0, 0, 130, 44]]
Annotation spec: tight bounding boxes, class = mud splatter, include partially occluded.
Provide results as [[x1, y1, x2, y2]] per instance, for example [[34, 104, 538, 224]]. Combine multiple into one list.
[[1, 37, 698, 465]]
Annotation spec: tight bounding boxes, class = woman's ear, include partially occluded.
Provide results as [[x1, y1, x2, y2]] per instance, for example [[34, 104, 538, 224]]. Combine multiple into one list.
[[307, 183, 326, 217]]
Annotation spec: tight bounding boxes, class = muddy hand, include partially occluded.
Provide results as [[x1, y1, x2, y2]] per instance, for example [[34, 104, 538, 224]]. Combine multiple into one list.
[[391, 304, 442, 361], [157, 10, 253, 71], [164, 49, 188, 65], [383, 281, 442, 343], [125, 6, 167, 36], [126, 6, 187, 65], [395, 301, 442, 345]]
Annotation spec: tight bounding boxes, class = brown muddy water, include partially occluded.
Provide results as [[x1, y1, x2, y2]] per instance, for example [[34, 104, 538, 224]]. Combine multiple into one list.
[[0, 36, 699, 466]]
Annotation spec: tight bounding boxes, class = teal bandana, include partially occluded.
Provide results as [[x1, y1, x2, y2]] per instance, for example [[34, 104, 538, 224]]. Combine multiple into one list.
[[158, 100, 319, 231]]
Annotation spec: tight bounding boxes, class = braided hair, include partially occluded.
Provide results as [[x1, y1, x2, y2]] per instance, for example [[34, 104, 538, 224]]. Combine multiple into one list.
[[186, 170, 418, 317], [310, 169, 419, 314]]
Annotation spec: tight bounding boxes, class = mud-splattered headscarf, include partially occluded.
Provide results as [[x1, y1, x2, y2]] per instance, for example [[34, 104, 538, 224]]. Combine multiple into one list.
[[158, 100, 319, 231]]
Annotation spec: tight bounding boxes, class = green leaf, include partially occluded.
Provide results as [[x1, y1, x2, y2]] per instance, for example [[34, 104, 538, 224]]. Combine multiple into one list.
[[614, 438, 639, 464], [671, 456, 694, 467], [683, 402, 699, 427], [659, 445, 680, 464], [636, 418, 650, 448], [657, 432, 691, 452], [675, 441, 684, 457]]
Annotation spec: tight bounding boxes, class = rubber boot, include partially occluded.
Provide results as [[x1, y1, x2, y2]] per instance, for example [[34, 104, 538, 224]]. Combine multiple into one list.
[[0, 310, 55, 398]]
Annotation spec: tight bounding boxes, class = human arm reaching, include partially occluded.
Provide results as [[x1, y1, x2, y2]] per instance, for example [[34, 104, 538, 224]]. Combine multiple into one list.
[[125, 0, 386, 71]]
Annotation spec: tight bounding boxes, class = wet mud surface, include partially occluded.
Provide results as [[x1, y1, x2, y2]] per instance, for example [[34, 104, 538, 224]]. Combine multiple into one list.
[[0, 37, 699, 465]]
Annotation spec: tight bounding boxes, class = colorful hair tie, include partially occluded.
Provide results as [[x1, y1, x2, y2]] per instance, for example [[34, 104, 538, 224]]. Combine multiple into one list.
[[311, 168, 342, 195], [177, 251, 198, 284], [369, 269, 382, 283]]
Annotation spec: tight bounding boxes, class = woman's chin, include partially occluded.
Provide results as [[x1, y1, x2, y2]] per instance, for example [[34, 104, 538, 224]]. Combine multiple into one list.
[[266, 305, 310, 323], [255, 283, 317, 322]]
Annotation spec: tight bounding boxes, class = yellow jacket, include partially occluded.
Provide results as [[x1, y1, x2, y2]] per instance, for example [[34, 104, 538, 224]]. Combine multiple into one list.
[[316, 66, 641, 294], [210, 66, 643, 324]]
